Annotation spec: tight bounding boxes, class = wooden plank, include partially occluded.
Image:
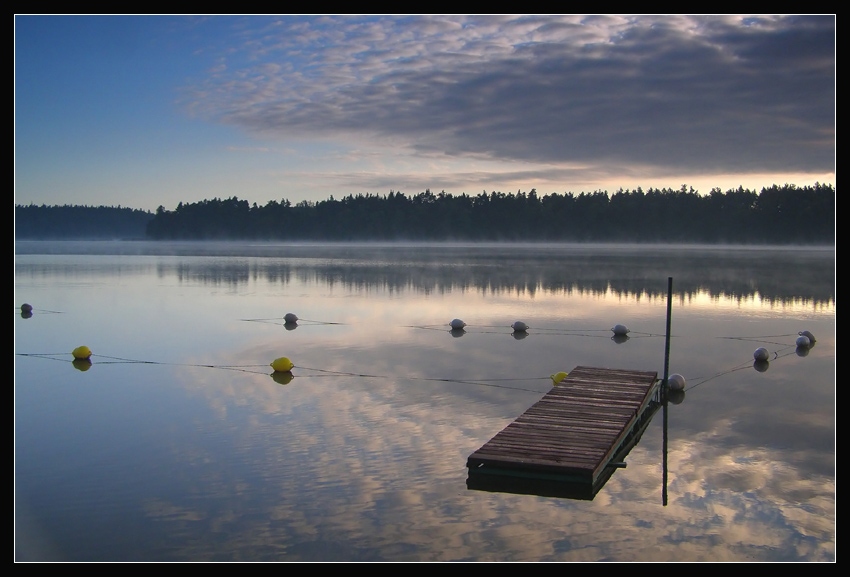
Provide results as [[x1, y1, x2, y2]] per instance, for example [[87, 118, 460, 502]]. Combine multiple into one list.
[[467, 366, 658, 483]]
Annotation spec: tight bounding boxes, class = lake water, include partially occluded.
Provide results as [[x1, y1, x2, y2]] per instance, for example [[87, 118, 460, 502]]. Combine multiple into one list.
[[14, 241, 835, 562]]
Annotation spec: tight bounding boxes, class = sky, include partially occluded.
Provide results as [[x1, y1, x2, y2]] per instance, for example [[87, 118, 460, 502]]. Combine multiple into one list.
[[14, 15, 835, 213]]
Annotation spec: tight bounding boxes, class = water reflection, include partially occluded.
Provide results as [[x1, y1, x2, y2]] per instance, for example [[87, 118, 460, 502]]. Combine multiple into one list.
[[270, 371, 294, 386], [14, 242, 834, 561], [156, 251, 834, 306], [15, 241, 835, 307], [753, 359, 771, 372]]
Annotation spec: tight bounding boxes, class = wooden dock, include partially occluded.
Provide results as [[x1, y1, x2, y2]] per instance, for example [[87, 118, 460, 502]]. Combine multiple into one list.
[[467, 366, 660, 489]]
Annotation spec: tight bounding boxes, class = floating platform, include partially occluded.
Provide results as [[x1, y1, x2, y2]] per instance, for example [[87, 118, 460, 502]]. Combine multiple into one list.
[[467, 366, 660, 496]]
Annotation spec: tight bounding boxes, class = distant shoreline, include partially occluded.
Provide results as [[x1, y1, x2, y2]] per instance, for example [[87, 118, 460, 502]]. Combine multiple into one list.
[[14, 239, 836, 257], [16, 184, 836, 244]]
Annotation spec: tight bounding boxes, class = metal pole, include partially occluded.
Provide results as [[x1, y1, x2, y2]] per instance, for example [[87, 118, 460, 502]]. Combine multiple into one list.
[[663, 276, 673, 390], [662, 276, 672, 506]]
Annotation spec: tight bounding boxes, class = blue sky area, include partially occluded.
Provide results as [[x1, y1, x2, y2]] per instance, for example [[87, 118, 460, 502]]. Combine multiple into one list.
[[14, 15, 835, 212]]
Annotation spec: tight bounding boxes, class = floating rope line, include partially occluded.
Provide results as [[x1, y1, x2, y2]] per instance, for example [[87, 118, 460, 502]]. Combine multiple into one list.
[[681, 343, 802, 393], [15, 353, 80, 364], [19, 325, 819, 395], [541, 328, 667, 338], [681, 360, 757, 392], [504, 327, 611, 338], [771, 345, 819, 362], [293, 365, 549, 392], [85, 353, 158, 364], [16, 352, 552, 393], [409, 325, 668, 339], [94, 354, 278, 375], [718, 333, 799, 340], [242, 316, 671, 339], [624, 331, 668, 338], [17, 352, 271, 375], [240, 317, 346, 326], [407, 325, 529, 336], [716, 333, 798, 347]]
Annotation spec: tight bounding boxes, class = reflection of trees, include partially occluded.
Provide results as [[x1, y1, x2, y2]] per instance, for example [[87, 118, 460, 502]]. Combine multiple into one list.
[[169, 262, 253, 287], [143, 247, 834, 307], [17, 245, 832, 306]]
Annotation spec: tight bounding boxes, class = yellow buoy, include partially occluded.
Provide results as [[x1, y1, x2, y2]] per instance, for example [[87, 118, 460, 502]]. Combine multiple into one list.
[[72, 345, 92, 360], [270, 357, 294, 372], [550, 371, 569, 384]]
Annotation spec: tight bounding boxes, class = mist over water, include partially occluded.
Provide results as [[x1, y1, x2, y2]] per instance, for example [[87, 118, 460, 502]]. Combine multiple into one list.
[[15, 241, 834, 561]]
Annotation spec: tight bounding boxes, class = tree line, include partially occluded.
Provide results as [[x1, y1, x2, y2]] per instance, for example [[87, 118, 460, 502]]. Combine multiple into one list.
[[14, 204, 154, 239], [144, 183, 834, 244], [15, 183, 835, 243]]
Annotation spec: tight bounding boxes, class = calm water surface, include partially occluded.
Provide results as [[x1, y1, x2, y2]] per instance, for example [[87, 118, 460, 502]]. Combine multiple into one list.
[[14, 241, 835, 561]]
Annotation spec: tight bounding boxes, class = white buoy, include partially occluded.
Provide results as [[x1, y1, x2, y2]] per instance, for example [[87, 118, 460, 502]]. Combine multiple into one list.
[[284, 313, 298, 323], [798, 330, 816, 343], [668, 373, 686, 391], [754, 347, 770, 362], [611, 324, 630, 336], [450, 318, 466, 330], [511, 321, 528, 332], [795, 335, 811, 348]]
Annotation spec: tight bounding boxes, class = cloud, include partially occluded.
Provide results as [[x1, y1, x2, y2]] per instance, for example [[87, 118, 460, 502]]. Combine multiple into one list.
[[184, 15, 835, 177]]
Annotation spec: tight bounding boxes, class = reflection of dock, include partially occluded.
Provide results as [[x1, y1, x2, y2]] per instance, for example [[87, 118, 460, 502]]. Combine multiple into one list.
[[467, 366, 660, 499]]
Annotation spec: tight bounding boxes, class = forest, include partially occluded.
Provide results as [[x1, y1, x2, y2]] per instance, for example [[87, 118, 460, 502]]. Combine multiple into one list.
[[15, 183, 835, 244], [14, 204, 154, 239]]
